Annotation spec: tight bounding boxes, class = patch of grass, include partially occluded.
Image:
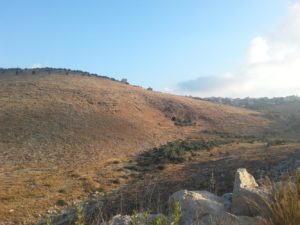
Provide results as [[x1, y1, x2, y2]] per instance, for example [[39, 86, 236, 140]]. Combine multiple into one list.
[[97, 187, 105, 192], [125, 165, 140, 171], [25, 178, 36, 186], [137, 139, 232, 165], [58, 189, 66, 194], [45, 217, 52, 225], [69, 172, 80, 179], [259, 169, 300, 225], [296, 167, 300, 195], [0, 196, 15, 202], [43, 182, 51, 187], [129, 200, 181, 225], [81, 177, 97, 193], [56, 199, 67, 206], [75, 204, 85, 225], [110, 178, 121, 184], [152, 215, 168, 225], [266, 139, 287, 147]]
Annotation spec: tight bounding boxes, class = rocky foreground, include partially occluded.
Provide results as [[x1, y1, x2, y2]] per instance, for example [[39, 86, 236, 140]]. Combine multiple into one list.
[[103, 168, 271, 225]]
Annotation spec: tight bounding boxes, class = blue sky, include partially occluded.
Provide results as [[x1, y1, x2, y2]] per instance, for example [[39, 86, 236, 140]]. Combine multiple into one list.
[[1, 0, 299, 97]]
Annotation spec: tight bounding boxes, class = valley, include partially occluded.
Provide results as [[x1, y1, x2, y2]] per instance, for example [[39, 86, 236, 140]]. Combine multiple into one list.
[[0, 69, 299, 224]]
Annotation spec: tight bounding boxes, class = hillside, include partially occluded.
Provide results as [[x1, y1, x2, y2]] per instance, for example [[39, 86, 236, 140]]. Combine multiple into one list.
[[200, 96, 300, 139], [0, 68, 271, 224]]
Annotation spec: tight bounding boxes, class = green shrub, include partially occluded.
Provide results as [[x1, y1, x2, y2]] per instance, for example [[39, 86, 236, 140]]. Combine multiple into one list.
[[75, 204, 85, 225], [130, 210, 139, 225], [56, 199, 66, 206], [129, 201, 181, 225], [296, 168, 300, 192], [152, 215, 168, 225], [170, 200, 182, 225], [266, 139, 286, 147], [97, 187, 105, 192], [137, 139, 231, 166], [58, 189, 66, 194], [45, 217, 51, 225]]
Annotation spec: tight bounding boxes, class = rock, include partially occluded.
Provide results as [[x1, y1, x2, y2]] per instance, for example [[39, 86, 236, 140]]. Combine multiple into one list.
[[199, 212, 262, 225], [110, 215, 131, 225], [221, 193, 232, 211], [221, 193, 232, 201], [103, 213, 163, 225], [170, 190, 228, 225], [232, 168, 269, 216], [234, 168, 258, 190]]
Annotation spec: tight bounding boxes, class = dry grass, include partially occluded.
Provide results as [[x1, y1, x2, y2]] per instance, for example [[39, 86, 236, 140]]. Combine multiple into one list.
[[0, 68, 276, 224], [260, 169, 300, 225], [75, 142, 300, 224]]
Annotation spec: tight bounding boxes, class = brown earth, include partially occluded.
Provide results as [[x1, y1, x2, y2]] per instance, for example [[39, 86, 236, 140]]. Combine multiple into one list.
[[0, 69, 271, 224]]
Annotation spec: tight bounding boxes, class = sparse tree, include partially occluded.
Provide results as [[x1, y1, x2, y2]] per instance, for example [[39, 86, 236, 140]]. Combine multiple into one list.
[[121, 78, 129, 84]]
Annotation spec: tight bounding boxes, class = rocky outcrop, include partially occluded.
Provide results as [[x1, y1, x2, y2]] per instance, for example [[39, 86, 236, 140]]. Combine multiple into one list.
[[232, 168, 270, 216], [170, 190, 228, 225], [170, 189, 261, 225]]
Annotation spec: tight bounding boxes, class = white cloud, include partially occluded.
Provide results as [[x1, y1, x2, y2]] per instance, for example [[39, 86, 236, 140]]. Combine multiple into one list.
[[246, 37, 270, 64], [31, 64, 43, 69], [176, 3, 300, 98]]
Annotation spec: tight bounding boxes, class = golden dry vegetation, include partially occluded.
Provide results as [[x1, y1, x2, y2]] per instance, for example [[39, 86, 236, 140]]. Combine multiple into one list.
[[0, 69, 276, 224]]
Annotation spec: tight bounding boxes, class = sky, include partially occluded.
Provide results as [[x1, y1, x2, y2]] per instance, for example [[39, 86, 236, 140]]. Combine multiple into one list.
[[1, 0, 299, 97]]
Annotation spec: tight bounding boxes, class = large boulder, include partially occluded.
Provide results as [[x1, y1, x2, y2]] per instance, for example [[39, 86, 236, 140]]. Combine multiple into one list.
[[170, 189, 261, 225], [170, 190, 229, 225], [232, 168, 269, 216]]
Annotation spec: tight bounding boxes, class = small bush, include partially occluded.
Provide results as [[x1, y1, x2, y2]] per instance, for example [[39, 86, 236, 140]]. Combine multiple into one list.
[[128, 200, 181, 225], [58, 189, 66, 194], [137, 139, 231, 166], [152, 215, 168, 225], [170, 200, 182, 225], [45, 217, 51, 225], [266, 139, 286, 147], [75, 204, 85, 225], [121, 78, 129, 84], [130, 210, 139, 225], [56, 199, 66, 206], [97, 187, 105, 192]]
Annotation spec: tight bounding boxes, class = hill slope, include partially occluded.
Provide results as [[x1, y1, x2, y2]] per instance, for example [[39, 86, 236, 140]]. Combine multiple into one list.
[[0, 68, 270, 223], [200, 96, 300, 139]]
